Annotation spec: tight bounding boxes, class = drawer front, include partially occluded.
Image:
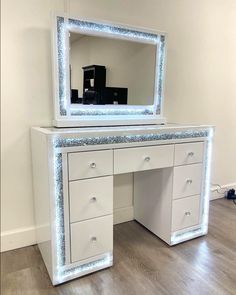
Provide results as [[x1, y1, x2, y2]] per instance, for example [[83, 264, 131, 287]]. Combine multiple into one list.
[[70, 215, 113, 263], [68, 150, 113, 181], [174, 142, 204, 166], [69, 176, 113, 223], [114, 145, 174, 174], [173, 164, 202, 199], [172, 195, 200, 232]]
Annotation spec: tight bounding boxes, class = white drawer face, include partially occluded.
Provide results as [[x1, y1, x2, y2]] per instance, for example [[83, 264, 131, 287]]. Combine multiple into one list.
[[114, 145, 174, 174], [173, 164, 202, 199], [68, 150, 113, 181], [70, 215, 113, 263], [174, 142, 204, 166], [69, 176, 113, 223], [172, 195, 200, 232]]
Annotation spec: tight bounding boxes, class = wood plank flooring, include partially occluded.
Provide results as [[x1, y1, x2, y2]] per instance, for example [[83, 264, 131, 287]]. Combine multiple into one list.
[[1, 198, 236, 295]]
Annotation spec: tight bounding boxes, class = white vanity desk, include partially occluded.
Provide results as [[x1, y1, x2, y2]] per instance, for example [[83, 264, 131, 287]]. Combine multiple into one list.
[[31, 123, 213, 285], [31, 14, 214, 285]]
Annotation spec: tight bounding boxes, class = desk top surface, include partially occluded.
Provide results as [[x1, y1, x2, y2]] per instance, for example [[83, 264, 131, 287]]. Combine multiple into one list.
[[33, 123, 213, 136]]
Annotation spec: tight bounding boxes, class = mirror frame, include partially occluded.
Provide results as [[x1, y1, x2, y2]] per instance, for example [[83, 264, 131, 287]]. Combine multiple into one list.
[[52, 15, 167, 127]]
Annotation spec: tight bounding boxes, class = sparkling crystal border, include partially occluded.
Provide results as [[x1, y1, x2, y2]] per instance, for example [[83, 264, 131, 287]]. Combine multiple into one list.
[[57, 17, 67, 116], [68, 18, 159, 42], [53, 129, 209, 148], [70, 107, 154, 116]]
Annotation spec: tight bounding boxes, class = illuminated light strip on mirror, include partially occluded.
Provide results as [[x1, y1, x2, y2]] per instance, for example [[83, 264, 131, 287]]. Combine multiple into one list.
[[171, 128, 214, 245], [57, 17, 68, 116], [50, 127, 213, 283], [55, 16, 165, 117], [70, 106, 154, 116], [156, 35, 166, 110], [68, 18, 160, 43]]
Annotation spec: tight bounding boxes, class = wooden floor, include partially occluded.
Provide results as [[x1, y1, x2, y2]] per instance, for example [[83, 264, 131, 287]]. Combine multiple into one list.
[[1, 198, 236, 295]]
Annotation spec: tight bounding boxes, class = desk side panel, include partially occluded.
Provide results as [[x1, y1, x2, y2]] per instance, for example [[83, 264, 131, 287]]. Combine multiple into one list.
[[134, 168, 173, 244], [31, 129, 53, 280]]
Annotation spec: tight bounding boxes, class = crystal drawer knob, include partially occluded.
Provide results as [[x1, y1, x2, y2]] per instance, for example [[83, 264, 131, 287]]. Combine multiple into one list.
[[90, 197, 97, 202], [188, 152, 194, 157], [91, 236, 97, 242], [185, 211, 191, 216], [90, 162, 96, 168], [144, 156, 150, 162], [186, 179, 193, 184]]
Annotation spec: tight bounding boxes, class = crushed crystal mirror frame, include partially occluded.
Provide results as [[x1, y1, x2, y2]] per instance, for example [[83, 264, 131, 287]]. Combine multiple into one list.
[[52, 15, 167, 127]]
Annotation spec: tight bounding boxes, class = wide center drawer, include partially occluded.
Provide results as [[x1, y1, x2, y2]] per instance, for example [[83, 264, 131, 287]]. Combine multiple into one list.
[[68, 150, 113, 181], [114, 145, 174, 174], [69, 176, 113, 223], [70, 215, 113, 263]]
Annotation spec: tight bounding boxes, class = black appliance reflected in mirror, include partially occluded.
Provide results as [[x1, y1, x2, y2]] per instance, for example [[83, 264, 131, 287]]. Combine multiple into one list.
[[70, 64, 128, 105], [71, 89, 82, 104], [100, 87, 128, 105]]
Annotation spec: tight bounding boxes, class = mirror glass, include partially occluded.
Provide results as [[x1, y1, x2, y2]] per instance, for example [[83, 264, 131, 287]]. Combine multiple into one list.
[[69, 33, 156, 106]]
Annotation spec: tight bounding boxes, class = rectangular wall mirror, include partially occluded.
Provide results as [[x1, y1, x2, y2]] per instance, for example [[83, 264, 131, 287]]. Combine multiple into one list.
[[52, 16, 167, 127]]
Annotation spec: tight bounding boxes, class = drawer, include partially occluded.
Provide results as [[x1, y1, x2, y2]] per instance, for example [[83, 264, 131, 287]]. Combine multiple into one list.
[[173, 163, 202, 199], [69, 176, 113, 222], [68, 150, 113, 181], [174, 142, 204, 166], [114, 145, 174, 174], [172, 195, 200, 232], [70, 215, 113, 263]]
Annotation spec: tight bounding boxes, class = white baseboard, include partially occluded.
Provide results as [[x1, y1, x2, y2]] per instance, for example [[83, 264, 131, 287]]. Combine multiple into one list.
[[114, 206, 134, 225], [1, 226, 36, 252], [2, 184, 235, 253], [211, 183, 236, 200], [1, 207, 134, 252]]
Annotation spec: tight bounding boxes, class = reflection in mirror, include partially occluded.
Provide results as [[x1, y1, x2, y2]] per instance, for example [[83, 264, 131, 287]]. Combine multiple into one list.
[[69, 33, 156, 106]]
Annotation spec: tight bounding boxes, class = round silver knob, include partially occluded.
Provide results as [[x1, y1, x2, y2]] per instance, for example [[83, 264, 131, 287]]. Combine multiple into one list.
[[91, 236, 97, 242], [186, 179, 193, 184], [188, 152, 194, 157], [144, 156, 151, 162], [90, 197, 97, 202], [185, 211, 191, 216], [90, 162, 96, 168]]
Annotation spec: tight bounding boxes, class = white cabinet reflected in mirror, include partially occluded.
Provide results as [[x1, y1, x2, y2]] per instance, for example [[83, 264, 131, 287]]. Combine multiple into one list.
[[52, 16, 166, 127]]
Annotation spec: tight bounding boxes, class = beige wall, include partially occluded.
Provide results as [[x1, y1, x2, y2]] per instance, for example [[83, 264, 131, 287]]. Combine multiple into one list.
[[70, 35, 156, 105], [1, 0, 236, 250]]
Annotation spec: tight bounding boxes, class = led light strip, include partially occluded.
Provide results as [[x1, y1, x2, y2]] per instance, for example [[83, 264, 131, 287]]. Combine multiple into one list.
[[54, 129, 209, 148], [57, 17, 67, 116], [70, 107, 154, 116], [68, 18, 160, 42]]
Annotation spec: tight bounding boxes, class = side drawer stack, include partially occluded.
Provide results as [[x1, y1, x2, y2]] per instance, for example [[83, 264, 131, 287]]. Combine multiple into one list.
[[68, 150, 113, 263], [171, 142, 204, 232]]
